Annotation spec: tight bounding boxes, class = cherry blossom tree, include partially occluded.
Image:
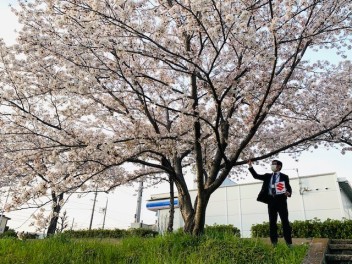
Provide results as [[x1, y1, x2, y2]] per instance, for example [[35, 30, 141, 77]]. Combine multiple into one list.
[[1, 0, 351, 235], [0, 131, 129, 236], [311, 62, 352, 152], [0, 41, 135, 234]]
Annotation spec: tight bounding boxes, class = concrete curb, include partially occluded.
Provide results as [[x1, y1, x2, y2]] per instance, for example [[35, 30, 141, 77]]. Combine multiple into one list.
[[259, 237, 328, 263], [302, 238, 329, 264]]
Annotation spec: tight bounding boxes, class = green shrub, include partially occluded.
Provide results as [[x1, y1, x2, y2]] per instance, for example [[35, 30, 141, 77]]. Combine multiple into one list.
[[128, 228, 158, 237], [251, 221, 270, 238], [0, 229, 17, 239], [204, 224, 241, 238], [17, 232, 39, 240], [251, 218, 352, 239], [0, 230, 39, 240], [64, 228, 128, 238], [63, 228, 157, 239]]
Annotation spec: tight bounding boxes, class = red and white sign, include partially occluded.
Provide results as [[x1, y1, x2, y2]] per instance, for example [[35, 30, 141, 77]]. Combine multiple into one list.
[[275, 181, 286, 194]]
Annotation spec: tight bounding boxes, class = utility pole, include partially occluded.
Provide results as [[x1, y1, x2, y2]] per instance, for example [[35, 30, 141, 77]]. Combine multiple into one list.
[[102, 198, 108, 230], [134, 180, 143, 224], [70, 218, 75, 231], [89, 187, 98, 230]]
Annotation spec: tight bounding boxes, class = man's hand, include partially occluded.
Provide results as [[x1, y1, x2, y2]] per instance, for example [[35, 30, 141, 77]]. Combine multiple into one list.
[[248, 160, 253, 168], [285, 192, 291, 197]]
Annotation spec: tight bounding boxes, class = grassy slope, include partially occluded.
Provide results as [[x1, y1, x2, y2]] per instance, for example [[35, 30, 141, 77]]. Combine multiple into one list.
[[0, 234, 308, 264]]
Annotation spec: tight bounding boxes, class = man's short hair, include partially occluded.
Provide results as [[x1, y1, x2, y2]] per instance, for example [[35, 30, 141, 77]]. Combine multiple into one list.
[[272, 160, 283, 170]]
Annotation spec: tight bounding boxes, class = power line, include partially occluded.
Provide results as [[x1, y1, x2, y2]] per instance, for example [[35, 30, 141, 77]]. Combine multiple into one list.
[[12, 208, 40, 230]]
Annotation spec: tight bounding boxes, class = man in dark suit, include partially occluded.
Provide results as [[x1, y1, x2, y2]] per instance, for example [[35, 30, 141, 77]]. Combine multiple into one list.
[[248, 159, 292, 246]]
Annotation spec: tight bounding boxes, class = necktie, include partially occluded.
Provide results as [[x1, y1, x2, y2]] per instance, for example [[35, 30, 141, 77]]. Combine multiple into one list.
[[271, 173, 277, 196]]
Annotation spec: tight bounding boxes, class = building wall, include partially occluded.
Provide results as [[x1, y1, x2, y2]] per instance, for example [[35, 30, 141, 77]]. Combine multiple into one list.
[[292, 173, 343, 221], [340, 188, 352, 219], [155, 173, 349, 237]]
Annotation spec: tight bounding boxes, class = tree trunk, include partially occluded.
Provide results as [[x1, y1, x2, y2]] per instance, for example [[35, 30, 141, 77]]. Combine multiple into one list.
[[172, 170, 212, 236], [192, 192, 210, 236], [170, 150, 211, 235], [167, 176, 175, 233], [177, 192, 210, 236], [174, 180, 195, 234], [46, 192, 64, 236]]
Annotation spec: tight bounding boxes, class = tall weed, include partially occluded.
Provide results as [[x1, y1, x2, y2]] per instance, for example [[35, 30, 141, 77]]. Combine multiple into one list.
[[0, 233, 308, 264]]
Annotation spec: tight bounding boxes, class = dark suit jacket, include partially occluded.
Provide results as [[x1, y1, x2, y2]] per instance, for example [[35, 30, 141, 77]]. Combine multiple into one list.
[[249, 167, 292, 204]]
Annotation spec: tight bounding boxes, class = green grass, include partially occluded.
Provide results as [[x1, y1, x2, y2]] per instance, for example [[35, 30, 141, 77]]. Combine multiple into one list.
[[0, 233, 308, 264]]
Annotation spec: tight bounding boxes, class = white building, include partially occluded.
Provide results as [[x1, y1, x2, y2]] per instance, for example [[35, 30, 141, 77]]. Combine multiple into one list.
[[147, 173, 352, 237], [0, 214, 11, 233]]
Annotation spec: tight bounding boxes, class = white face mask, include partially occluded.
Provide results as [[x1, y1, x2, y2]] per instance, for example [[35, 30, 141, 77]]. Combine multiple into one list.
[[271, 164, 277, 172]]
